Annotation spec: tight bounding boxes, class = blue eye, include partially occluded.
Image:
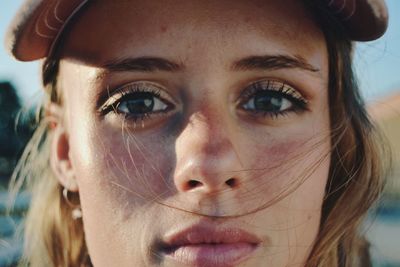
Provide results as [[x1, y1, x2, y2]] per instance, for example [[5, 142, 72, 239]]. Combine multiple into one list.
[[240, 80, 308, 117], [242, 90, 293, 113], [100, 82, 174, 122], [116, 91, 169, 115]]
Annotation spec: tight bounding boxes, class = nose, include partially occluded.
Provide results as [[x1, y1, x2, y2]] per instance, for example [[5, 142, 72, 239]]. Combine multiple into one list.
[[174, 111, 243, 195]]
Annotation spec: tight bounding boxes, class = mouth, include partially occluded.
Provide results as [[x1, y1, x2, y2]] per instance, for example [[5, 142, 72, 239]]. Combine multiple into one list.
[[160, 222, 261, 267]]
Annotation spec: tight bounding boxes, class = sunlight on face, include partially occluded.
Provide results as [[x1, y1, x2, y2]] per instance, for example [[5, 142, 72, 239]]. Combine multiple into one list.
[[56, 0, 330, 266]]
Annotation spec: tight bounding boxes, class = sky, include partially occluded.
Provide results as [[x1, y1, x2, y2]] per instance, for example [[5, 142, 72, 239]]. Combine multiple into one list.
[[0, 0, 399, 104]]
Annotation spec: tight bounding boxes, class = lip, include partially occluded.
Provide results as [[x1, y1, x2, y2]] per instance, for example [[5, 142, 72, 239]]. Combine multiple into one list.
[[160, 222, 261, 267]]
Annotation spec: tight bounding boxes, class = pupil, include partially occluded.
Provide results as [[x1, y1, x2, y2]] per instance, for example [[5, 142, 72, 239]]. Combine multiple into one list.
[[254, 92, 282, 111], [126, 92, 154, 113]]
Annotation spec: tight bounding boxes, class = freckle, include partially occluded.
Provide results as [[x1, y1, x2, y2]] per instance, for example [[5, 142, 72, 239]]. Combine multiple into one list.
[[160, 26, 167, 33]]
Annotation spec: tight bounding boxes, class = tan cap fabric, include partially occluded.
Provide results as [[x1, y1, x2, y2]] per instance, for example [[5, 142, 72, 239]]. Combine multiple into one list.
[[5, 0, 389, 62]]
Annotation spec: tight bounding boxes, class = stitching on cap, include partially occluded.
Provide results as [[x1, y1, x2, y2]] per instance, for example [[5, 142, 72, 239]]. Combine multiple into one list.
[[336, 0, 347, 13], [35, 4, 56, 39], [47, 0, 90, 58], [54, 0, 65, 24], [44, 5, 58, 31], [328, 0, 347, 14], [342, 1, 356, 20]]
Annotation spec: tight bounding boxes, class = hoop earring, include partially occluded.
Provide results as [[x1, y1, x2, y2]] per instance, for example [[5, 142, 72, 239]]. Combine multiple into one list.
[[62, 187, 82, 220]]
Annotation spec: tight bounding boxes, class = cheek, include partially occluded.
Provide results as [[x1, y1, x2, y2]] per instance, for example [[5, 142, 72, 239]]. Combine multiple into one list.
[[235, 123, 331, 205], [245, 133, 330, 263], [69, 122, 177, 206]]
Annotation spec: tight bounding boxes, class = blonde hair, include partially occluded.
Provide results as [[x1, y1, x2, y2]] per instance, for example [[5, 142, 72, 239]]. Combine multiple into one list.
[[8, 3, 389, 267], [9, 62, 90, 266]]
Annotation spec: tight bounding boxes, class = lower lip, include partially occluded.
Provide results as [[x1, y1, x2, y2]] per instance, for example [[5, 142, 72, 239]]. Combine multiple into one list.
[[164, 242, 258, 267]]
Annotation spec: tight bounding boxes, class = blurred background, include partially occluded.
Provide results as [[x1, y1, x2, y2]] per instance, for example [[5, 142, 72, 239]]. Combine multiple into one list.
[[0, 1, 399, 266]]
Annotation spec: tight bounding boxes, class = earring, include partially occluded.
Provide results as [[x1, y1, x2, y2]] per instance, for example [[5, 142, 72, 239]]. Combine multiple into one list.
[[62, 187, 82, 220]]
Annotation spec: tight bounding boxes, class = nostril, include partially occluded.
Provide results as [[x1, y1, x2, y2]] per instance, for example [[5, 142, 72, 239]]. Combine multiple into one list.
[[187, 180, 203, 189], [182, 178, 239, 191], [225, 178, 238, 188]]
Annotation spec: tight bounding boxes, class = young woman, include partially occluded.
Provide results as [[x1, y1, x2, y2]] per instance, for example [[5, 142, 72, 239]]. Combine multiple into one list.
[[6, 0, 389, 266]]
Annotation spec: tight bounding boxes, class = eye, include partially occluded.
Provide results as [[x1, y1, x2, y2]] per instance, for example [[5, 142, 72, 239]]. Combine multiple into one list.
[[239, 80, 308, 118], [116, 91, 168, 115], [242, 90, 293, 112], [99, 82, 174, 122]]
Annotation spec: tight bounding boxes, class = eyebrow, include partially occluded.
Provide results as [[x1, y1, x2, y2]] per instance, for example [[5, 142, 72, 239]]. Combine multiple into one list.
[[101, 57, 184, 72], [99, 54, 319, 74], [231, 55, 319, 72]]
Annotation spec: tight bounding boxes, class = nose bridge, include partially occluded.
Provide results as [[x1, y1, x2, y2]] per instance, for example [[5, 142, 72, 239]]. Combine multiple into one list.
[[191, 110, 229, 154], [174, 109, 242, 193]]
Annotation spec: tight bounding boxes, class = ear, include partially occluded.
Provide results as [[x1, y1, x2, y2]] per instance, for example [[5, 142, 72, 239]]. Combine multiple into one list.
[[48, 103, 79, 192]]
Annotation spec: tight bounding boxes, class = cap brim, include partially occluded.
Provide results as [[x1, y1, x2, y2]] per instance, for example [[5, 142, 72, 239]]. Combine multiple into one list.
[[5, 0, 389, 61], [5, 0, 89, 61], [325, 0, 388, 41]]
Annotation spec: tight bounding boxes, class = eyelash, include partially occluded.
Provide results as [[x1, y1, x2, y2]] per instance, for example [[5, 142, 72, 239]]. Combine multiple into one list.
[[99, 80, 308, 123]]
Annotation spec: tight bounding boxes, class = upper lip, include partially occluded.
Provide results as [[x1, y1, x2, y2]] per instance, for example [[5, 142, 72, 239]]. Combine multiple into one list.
[[160, 221, 261, 251]]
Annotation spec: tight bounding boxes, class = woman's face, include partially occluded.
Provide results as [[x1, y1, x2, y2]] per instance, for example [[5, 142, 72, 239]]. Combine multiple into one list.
[[54, 0, 331, 266]]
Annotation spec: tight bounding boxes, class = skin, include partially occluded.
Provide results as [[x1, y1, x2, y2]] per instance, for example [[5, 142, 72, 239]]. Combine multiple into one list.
[[51, 0, 331, 266]]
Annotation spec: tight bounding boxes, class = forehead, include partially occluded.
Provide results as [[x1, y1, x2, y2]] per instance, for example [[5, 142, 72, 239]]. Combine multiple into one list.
[[60, 0, 326, 64]]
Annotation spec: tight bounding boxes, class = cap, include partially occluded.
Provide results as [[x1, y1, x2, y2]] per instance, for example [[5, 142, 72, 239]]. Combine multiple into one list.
[[5, 0, 389, 62]]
